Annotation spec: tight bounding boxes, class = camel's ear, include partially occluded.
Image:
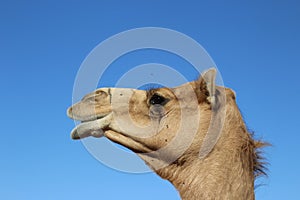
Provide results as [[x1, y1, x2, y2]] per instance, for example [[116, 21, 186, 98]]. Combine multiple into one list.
[[197, 68, 216, 105]]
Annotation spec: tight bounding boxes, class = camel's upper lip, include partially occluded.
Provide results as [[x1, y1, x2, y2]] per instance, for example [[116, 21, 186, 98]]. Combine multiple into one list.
[[67, 107, 109, 122]]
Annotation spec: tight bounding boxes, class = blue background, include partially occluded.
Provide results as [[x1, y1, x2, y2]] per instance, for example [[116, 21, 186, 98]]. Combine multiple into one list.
[[1, 1, 299, 199]]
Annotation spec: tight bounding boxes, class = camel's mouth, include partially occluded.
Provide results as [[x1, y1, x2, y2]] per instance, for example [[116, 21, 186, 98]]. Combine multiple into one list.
[[69, 113, 113, 140]]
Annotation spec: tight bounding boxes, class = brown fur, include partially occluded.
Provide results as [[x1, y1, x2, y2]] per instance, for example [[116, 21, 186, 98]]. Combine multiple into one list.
[[67, 69, 267, 199]]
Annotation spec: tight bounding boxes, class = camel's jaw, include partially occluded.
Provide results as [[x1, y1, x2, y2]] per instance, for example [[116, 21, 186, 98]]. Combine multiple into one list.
[[104, 130, 153, 153], [67, 106, 113, 140], [67, 111, 152, 153]]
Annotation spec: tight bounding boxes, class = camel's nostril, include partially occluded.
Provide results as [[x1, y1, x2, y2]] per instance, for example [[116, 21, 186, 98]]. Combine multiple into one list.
[[95, 90, 108, 97]]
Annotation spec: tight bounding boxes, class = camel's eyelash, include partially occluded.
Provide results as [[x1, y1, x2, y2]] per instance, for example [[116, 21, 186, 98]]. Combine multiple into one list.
[[146, 88, 159, 99]]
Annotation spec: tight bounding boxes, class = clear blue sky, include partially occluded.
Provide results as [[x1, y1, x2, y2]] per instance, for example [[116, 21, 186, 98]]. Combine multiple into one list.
[[1, 0, 299, 199]]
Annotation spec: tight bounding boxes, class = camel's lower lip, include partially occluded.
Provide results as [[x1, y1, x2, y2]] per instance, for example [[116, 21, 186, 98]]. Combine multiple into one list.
[[70, 113, 113, 140]]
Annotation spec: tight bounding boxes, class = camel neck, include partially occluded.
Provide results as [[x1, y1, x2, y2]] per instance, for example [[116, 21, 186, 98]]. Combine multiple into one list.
[[157, 152, 255, 200]]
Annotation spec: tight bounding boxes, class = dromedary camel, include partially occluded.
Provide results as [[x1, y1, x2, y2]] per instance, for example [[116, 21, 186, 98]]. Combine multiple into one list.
[[67, 68, 266, 200]]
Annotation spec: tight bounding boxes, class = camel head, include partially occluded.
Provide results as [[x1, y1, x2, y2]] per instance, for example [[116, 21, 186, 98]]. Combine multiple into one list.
[[67, 68, 222, 166], [67, 68, 266, 199]]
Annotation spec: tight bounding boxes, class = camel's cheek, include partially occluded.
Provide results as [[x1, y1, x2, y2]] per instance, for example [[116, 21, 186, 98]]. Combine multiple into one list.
[[128, 98, 152, 127], [141, 111, 182, 150]]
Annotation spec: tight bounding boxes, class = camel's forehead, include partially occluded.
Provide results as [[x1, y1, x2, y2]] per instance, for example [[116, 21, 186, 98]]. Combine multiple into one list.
[[91, 82, 196, 101]]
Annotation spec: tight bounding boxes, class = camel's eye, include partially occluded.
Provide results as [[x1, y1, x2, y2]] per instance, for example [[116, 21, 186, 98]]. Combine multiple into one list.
[[149, 94, 167, 105]]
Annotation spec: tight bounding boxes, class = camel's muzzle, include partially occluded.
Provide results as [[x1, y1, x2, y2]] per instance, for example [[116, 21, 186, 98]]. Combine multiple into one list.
[[67, 106, 113, 140]]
